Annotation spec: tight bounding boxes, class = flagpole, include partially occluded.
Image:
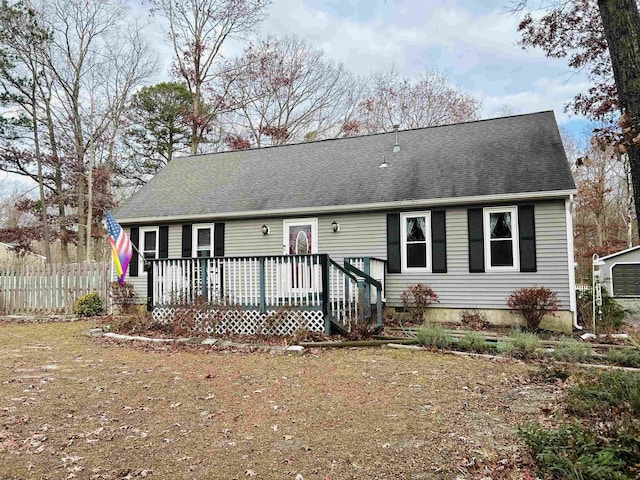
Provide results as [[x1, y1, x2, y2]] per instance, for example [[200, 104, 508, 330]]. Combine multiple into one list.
[[108, 258, 114, 315], [130, 242, 150, 270]]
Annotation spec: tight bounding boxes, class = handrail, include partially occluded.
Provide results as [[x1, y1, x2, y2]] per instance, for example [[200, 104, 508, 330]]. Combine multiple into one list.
[[328, 258, 358, 283], [342, 262, 381, 289]]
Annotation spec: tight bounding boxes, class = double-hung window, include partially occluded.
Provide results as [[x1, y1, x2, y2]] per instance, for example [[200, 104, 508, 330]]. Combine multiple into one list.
[[140, 227, 159, 272], [400, 211, 431, 271], [484, 206, 519, 271], [193, 224, 214, 258]]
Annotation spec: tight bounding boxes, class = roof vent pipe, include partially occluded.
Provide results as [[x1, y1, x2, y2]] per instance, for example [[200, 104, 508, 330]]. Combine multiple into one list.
[[393, 124, 400, 153]]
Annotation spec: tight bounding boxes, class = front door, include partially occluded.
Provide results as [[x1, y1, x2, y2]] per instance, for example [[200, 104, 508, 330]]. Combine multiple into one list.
[[283, 218, 318, 291]]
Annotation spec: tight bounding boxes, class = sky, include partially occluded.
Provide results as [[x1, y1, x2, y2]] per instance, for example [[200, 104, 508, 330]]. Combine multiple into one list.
[[253, 0, 593, 133]]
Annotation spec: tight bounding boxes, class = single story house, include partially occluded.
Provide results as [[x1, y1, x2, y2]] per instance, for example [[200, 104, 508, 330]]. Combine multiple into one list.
[[596, 246, 640, 310], [114, 111, 577, 334]]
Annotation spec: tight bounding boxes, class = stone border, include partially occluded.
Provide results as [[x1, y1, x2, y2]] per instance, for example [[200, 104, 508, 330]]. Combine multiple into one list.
[[85, 328, 302, 353]]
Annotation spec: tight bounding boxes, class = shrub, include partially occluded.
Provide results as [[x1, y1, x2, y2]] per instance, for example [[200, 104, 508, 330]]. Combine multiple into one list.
[[401, 284, 439, 322], [502, 330, 541, 359], [566, 370, 640, 418], [416, 322, 451, 349], [552, 338, 593, 363], [460, 309, 489, 330], [110, 281, 139, 314], [74, 292, 105, 317], [457, 332, 488, 353], [576, 289, 629, 332], [507, 286, 560, 331], [606, 348, 640, 368], [519, 422, 638, 480]]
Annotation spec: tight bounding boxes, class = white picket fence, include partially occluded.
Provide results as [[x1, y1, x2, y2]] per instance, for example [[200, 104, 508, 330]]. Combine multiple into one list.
[[0, 262, 110, 314]]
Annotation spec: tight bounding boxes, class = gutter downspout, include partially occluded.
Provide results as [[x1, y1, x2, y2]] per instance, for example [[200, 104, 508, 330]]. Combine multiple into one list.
[[566, 194, 581, 330]]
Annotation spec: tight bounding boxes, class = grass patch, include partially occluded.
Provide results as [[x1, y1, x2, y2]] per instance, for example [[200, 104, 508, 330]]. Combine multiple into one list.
[[0, 320, 547, 479], [529, 364, 571, 383]]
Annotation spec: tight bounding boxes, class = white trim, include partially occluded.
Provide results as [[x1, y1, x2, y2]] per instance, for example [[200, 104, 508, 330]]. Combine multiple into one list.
[[117, 189, 576, 225], [609, 262, 640, 297], [0, 242, 47, 260], [400, 211, 432, 272], [192, 223, 215, 258], [282, 218, 318, 255], [597, 244, 640, 261], [139, 226, 159, 274], [565, 196, 577, 326], [483, 206, 519, 272]]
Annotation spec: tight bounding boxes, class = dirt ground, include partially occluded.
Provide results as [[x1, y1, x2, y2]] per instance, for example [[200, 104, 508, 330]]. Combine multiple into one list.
[[0, 320, 563, 479]]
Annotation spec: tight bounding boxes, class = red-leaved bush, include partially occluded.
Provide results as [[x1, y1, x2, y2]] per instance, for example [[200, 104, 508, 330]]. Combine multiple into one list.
[[401, 284, 439, 321], [507, 287, 560, 331]]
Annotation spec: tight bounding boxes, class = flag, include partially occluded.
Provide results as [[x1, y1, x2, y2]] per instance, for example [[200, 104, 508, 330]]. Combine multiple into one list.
[[105, 211, 133, 285]]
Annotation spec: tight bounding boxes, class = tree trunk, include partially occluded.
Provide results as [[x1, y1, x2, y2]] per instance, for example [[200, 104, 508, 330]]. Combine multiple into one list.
[[598, 0, 640, 228], [31, 85, 51, 265], [43, 94, 69, 264]]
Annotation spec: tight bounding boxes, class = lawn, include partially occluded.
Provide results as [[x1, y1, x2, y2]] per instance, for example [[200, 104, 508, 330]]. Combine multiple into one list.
[[0, 320, 557, 479]]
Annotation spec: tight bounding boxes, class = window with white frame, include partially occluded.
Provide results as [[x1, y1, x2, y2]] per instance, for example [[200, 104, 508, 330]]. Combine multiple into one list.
[[484, 206, 519, 271], [140, 227, 159, 272], [400, 211, 431, 271], [193, 224, 214, 257]]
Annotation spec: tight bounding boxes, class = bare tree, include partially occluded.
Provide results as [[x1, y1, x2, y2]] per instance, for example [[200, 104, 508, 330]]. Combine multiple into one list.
[[151, 0, 270, 154], [42, 0, 156, 261], [0, 0, 157, 262], [347, 68, 482, 135], [221, 35, 360, 147]]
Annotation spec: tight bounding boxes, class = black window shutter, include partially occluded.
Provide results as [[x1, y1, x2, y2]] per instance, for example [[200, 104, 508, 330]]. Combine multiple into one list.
[[130, 227, 139, 277], [214, 222, 225, 257], [468, 208, 484, 273], [518, 204, 537, 272], [159, 226, 169, 258], [431, 210, 447, 273], [182, 224, 192, 258], [387, 213, 401, 273]]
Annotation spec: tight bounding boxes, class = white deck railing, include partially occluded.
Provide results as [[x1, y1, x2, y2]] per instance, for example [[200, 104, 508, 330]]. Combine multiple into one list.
[[150, 254, 375, 328]]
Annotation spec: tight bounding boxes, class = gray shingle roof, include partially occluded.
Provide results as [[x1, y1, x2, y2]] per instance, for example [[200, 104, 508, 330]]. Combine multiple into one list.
[[115, 111, 576, 222]]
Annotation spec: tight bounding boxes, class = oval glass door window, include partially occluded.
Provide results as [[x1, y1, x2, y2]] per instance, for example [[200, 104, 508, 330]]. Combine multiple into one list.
[[295, 231, 309, 254]]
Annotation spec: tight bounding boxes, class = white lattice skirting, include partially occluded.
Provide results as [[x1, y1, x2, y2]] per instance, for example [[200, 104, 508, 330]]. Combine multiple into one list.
[[151, 306, 325, 336]]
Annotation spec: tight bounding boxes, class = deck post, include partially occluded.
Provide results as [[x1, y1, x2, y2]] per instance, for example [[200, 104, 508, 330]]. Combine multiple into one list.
[[363, 257, 372, 320], [357, 280, 365, 321], [200, 258, 208, 300], [376, 289, 382, 326], [259, 257, 266, 313], [146, 262, 154, 311], [321, 254, 330, 334]]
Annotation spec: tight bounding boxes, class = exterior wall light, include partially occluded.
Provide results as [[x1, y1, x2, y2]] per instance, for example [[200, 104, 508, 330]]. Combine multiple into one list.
[[261, 224, 270, 235], [331, 221, 340, 232]]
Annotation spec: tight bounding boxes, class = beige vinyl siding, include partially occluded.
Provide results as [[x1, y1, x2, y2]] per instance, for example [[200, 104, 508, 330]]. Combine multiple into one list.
[[126, 199, 572, 311], [122, 224, 182, 302], [384, 201, 571, 309]]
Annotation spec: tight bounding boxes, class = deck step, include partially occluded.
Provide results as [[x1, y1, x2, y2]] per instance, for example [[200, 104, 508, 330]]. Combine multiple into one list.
[[329, 317, 350, 336]]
